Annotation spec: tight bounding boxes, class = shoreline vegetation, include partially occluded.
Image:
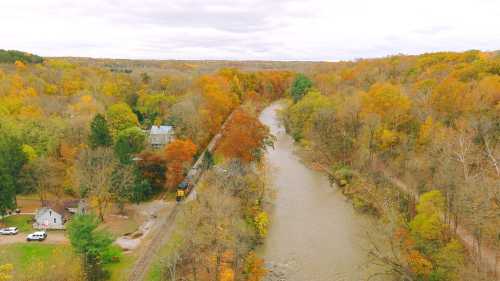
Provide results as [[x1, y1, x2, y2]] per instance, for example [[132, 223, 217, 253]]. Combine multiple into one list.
[[0, 49, 498, 281], [280, 50, 499, 281]]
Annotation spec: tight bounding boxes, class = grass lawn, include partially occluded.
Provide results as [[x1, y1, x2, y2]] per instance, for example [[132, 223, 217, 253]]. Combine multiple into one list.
[[0, 243, 131, 280], [17, 193, 75, 201], [1, 215, 34, 232], [0, 243, 74, 277], [105, 253, 136, 281]]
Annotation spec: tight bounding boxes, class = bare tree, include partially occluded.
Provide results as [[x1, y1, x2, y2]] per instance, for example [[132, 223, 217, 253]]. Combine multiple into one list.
[[76, 148, 116, 221], [362, 214, 415, 281]]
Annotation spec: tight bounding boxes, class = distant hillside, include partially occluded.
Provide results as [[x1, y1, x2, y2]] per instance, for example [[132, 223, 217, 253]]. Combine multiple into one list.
[[51, 56, 319, 75], [0, 49, 43, 64]]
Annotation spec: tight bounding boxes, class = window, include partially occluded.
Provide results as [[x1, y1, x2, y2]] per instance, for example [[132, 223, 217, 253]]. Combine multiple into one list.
[[54, 218, 56, 223], [49, 210, 52, 216]]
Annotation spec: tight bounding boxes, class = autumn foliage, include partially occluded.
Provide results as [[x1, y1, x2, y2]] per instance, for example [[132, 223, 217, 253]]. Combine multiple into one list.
[[164, 139, 197, 190], [218, 108, 271, 163], [136, 151, 166, 191], [198, 74, 239, 135], [244, 251, 267, 281], [283, 50, 499, 279]]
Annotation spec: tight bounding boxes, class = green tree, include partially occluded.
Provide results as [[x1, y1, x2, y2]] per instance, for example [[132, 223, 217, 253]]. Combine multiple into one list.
[[431, 239, 464, 280], [0, 49, 43, 64], [290, 73, 313, 102], [19, 118, 66, 156], [130, 178, 153, 203], [0, 129, 26, 216], [284, 90, 334, 141], [67, 214, 120, 281], [106, 103, 139, 137], [113, 127, 146, 164], [89, 114, 112, 149]]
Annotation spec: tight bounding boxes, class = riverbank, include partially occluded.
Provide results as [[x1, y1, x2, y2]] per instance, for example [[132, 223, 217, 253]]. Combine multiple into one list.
[[258, 103, 378, 281]]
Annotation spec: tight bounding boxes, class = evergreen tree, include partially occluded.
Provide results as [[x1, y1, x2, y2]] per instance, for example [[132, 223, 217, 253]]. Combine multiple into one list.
[[89, 114, 113, 149], [290, 73, 313, 103], [67, 214, 120, 281]]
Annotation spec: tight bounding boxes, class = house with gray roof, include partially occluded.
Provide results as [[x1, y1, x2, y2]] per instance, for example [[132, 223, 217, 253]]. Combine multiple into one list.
[[149, 125, 173, 148]]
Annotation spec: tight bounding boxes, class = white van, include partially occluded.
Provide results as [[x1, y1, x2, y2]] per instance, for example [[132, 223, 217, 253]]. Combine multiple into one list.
[[0, 227, 18, 235]]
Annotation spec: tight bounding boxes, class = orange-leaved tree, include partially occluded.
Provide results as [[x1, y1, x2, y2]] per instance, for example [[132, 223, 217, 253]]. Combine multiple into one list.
[[198, 74, 239, 135], [244, 251, 267, 281], [218, 108, 272, 163], [164, 139, 197, 190]]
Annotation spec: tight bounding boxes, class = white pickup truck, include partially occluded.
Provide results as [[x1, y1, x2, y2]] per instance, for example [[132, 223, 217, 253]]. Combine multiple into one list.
[[26, 231, 47, 241]]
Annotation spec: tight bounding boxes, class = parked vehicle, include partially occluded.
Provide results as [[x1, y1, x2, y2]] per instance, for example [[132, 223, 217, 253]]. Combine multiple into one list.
[[26, 231, 47, 241], [0, 227, 18, 235]]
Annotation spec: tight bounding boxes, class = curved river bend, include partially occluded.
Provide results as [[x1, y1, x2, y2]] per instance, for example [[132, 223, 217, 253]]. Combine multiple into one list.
[[259, 103, 375, 281]]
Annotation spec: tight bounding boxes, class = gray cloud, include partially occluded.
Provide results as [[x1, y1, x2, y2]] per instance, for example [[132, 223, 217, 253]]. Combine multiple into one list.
[[0, 0, 499, 61]]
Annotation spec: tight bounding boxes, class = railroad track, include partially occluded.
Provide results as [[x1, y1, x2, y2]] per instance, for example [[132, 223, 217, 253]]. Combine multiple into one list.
[[128, 206, 180, 281], [128, 110, 235, 281]]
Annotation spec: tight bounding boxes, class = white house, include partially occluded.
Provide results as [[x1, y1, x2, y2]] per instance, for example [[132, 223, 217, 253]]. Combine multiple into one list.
[[33, 206, 66, 230], [149, 125, 173, 148], [33, 200, 89, 230]]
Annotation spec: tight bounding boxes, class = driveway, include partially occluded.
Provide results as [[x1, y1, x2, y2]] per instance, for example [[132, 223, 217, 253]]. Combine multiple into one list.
[[0, 231, 69, 245]]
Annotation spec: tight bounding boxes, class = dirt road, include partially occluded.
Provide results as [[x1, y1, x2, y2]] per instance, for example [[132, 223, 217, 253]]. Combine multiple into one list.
[[0, 231, 68, 245]]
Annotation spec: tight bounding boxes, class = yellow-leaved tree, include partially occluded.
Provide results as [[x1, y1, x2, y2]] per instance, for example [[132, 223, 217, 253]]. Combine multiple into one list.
[[0, 264, 13, 281]]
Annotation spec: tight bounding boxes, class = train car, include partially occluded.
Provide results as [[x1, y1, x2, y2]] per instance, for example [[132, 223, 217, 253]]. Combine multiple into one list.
[[176, 181, 189, 202], [175, 152, 209, 202], [175, 111, 234, 202]]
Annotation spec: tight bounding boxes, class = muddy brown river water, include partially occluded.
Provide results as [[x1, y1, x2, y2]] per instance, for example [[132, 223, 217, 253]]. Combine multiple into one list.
[[259, 103, 376, 281]]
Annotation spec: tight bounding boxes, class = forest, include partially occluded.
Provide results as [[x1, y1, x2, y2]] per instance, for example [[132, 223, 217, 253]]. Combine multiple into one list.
[[0, 49, 498, 281], [282, 50, 499, 280], [0, 51, 293, 280]]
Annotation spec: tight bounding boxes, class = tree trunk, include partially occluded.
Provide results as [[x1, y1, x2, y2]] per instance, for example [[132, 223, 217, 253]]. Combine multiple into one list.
[[215, 253, 222, 281], [98, 201, 105, 222], [191, 263, 198, 281]]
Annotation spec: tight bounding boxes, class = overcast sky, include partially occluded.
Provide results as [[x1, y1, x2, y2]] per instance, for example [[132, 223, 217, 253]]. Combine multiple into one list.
[[0, 0, 499, 61]]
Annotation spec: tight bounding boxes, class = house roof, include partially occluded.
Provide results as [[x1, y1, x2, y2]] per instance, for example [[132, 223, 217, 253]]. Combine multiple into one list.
[[150, 125, 173, 135], [36, 201, 71, 219], [63, 199, 80, 209]]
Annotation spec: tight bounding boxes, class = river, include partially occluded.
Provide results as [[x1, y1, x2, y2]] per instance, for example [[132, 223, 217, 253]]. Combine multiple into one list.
[[259, 103, 376, 281]]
